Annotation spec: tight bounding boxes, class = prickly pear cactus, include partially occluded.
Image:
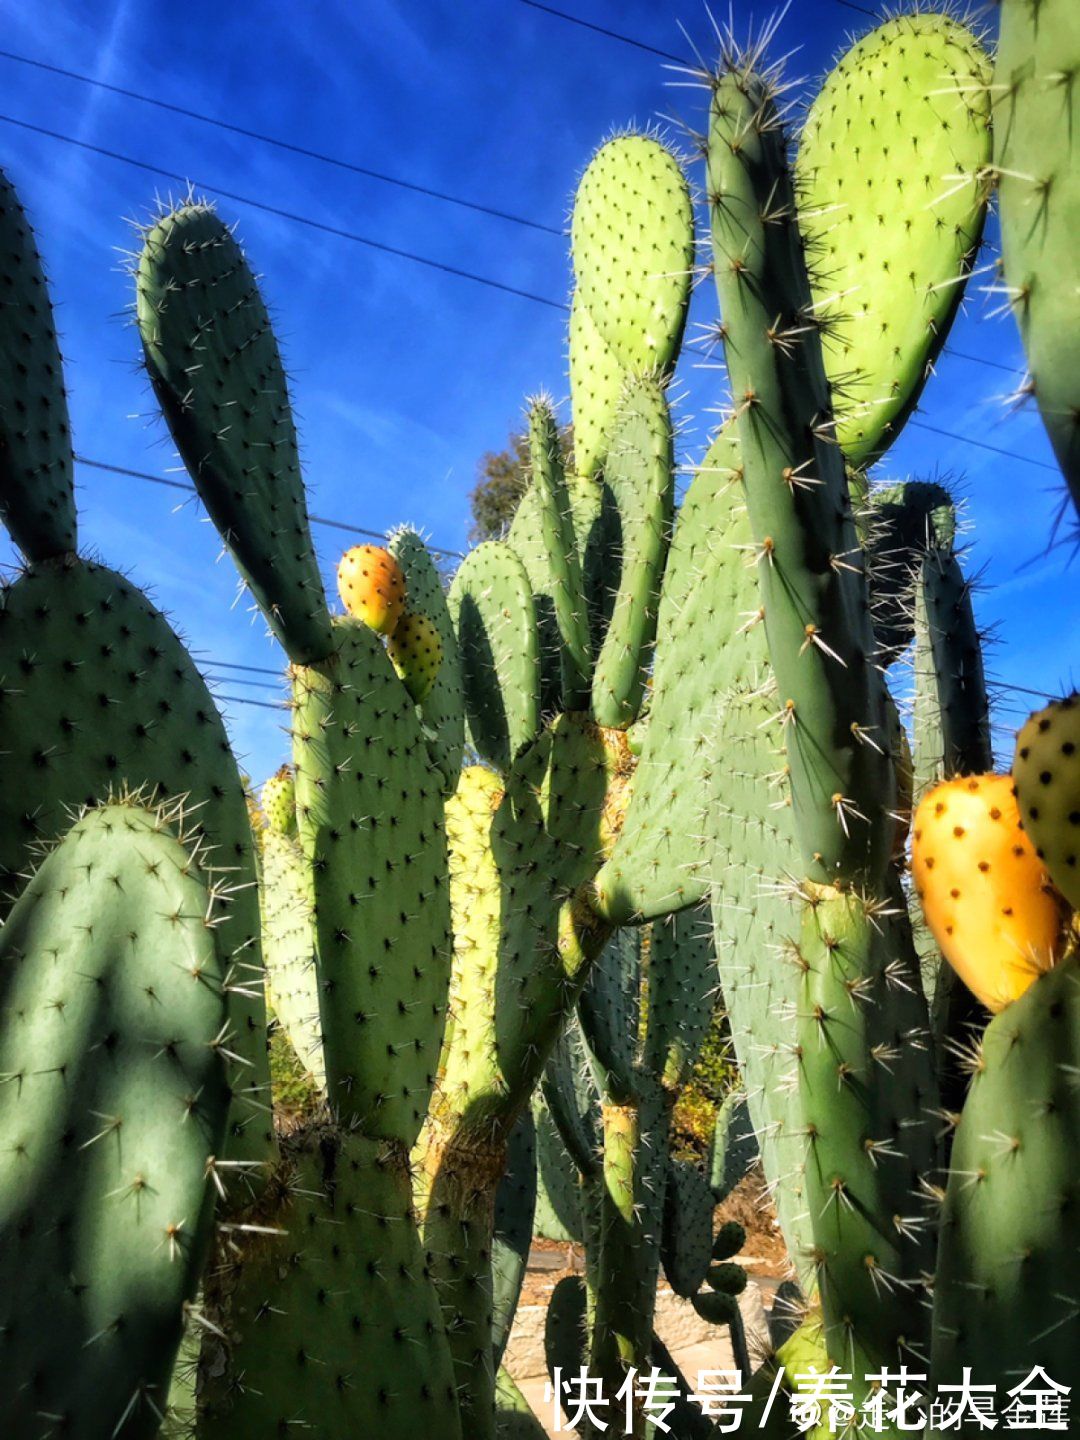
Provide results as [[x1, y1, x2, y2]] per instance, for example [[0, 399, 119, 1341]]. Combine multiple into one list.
[[796, 15, 992, 467], [0, 802, 229, 1440], [994, 0, 1080, 521]]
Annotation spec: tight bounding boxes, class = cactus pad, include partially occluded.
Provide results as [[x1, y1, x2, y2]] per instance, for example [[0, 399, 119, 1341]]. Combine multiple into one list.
[[0, 803, 228, 1439], [136, 202, 331, 664], [0, 169, 75, 562], [261, 764, 297, 837], [796, 16, 992, 467]]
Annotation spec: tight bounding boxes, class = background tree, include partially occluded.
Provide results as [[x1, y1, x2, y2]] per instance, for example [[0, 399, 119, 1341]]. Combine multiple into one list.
[[468, 421, 573, 543]]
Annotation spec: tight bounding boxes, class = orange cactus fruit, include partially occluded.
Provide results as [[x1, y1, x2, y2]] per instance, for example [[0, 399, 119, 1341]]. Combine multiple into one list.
[[911, 773, 1064, 1013], [337, 545, 406, 634]]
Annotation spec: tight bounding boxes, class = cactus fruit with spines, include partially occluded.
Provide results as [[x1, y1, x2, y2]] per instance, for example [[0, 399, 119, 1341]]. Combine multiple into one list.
[[261, 764, 297, 837], [0, 802, 230, 1439], [913, 774, 1065, 1012], [337, 542, 406, 634], [1013, 695, 1080, 909], [994, 0, 1080, 525], [386, 607, 443, 701], [795, 16, 993, 468]]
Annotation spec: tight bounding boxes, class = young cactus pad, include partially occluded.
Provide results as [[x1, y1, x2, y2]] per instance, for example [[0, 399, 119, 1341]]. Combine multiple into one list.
[[912, 774, 1064, 1012]]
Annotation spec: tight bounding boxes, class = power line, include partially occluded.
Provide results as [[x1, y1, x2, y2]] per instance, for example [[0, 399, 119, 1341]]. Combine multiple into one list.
[[0, 47, 563, 239], [0, 114, 568, 315], [75, 456, 464, 557], [906, 422, 1060, 474], [517, 0, 688, 63]]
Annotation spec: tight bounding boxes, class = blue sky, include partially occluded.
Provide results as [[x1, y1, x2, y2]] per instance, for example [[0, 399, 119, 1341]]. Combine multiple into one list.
[[0, 0, 1073, 783]]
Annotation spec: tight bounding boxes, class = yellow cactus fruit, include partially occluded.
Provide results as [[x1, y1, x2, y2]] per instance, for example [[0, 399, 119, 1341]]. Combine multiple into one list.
[[1013, 693, 1080, 911], [337, 544, 406, 634], [387, 611, 442, 702], [912, 773, 1065, 1012]]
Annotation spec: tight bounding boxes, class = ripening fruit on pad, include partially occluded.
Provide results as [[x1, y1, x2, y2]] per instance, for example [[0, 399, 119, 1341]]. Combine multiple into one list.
[[337, 544, 406, 634], [261, 764, 296, 836], [1013, 694, 1080, 910], [912, 774, 1064, 1012], [388, 610, 442, 702]]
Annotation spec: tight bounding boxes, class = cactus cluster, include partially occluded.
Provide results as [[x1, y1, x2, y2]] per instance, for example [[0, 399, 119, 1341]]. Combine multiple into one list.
[[1, 4, 1078, 1437]]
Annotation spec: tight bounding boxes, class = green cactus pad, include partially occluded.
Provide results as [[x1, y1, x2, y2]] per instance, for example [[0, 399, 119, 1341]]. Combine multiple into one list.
[[0, 803, 228, 1439], [796, 16, 992, 467], [594, 425, 743, 921], [710, 64, 895, 885], [660, 1161, 715, 1300], [544, 1275, 589, 1387], [528, 398, 591, 708], [448, 541, 541, 772], [709, 1090, 758, 1203], [798, 886, 938, 1382], [995, 0, 1080, 518], [492, 1110, 538, 1369], [1013, 694, 1080, 910], [388, 527, 465, 792], [291, 616, 451, 1145], [568, 292, 627, 481], [197, 1128, 462, 1440], [864, 481, 955, 665], [590, 376, 674, 729], [571, 134, 693, 377], [0, 169, 75, 562], [643, 906, 716, 1092], [596, 426, 754, 921], [495, 1368, 548, 1440], [931, 953, 1080, 1390], [577, 927, 641, 1103], [136, 202, 331, 664], [260, 827, 323, 1087], [533, 1094, 586, 1243], [0, 557, 273, 1186]]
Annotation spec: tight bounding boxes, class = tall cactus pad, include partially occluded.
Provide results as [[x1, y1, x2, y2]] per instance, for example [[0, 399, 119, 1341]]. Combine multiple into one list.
[[995, 0, 1080, 518], [1013, 694, 1080, 909], [912, 775, 1063, 1012], [595, 426, 742, 921], [591, 376, 674, 728], [796, 16, 992, 467], [528, 398, 591, 708], [449, 541, 541, 771], [261, 764, 297, 836], [709, 64, 894, 885], [661, 1161, 715, 1299], [798, 887, 938, 1379], [0, 559, 273, 1181], [136, 202, 331, 663], [197, 1130, 462, 1440], [260, 827, 323, 1087], [571, 134, 694, 377], [0, 804, 228, 1440], [492, 1111, 538, 1369], [643, 906, 717, 1092], [291, 617, 451, 1144], [568, 293, 627, 480], [0, 169, 75, 561], [388, 527, 465, 792], [932, 953, 1080, 1389]]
